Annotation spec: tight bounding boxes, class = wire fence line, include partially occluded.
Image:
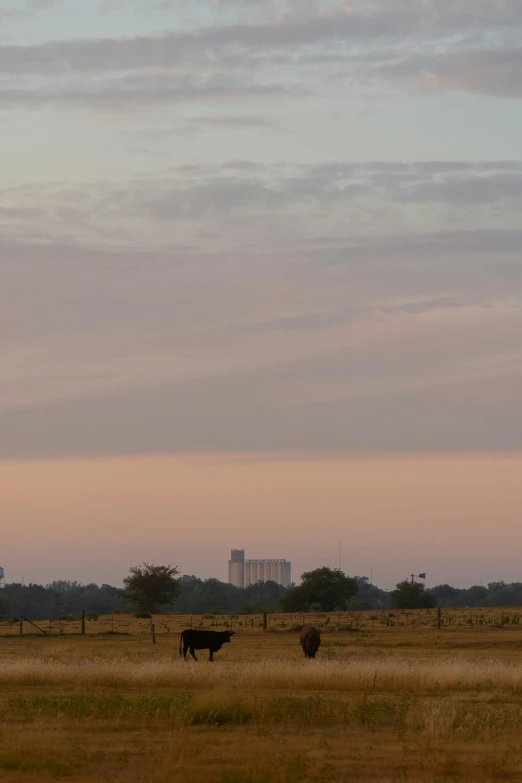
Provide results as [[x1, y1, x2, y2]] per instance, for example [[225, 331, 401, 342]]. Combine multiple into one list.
[[1, 606, 521, 638]]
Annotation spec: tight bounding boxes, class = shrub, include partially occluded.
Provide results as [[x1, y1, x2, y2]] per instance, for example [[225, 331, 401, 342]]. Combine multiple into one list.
[[58, 614, 75, 622], [86, 613, 99, 621], [134, 612, 152, 619], [239, 605, 268, 615]]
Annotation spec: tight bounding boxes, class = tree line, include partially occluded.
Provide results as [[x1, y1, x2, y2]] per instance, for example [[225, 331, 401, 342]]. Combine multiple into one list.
[[1, 565, 521, 620]]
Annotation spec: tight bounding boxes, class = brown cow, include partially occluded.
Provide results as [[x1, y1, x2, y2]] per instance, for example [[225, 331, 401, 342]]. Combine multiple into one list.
[[300, 625, 321, 658]]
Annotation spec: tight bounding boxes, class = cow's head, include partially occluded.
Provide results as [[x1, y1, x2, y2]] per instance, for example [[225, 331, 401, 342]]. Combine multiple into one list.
[[224, 631, 235, 642]]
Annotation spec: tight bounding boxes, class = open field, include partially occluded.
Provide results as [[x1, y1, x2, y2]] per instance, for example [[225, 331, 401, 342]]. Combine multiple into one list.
[[2, 611, 522, 781], [2, 606, 521, 638]]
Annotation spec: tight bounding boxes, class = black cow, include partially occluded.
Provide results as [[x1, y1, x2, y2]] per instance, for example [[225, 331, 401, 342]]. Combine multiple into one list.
[[300, 625, 321, 658], [179, 629, 235, 662]]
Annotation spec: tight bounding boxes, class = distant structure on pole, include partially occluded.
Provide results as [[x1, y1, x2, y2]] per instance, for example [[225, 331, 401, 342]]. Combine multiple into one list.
[[0, 566, 5, 588], [228, 549, 291, 588]]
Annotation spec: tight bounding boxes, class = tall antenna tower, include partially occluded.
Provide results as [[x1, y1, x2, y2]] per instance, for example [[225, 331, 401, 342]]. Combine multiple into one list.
[[0, 566, 5, 588]]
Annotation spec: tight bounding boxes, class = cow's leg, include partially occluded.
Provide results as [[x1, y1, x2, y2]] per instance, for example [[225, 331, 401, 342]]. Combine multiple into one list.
[[189, 647, 198, 661], [183, 642, 189, 660], [209, 650, 214, 662]]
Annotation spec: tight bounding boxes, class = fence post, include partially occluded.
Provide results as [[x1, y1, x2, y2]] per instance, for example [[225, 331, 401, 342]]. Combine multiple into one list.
[[190, 614, 193, 629], [263, 612, 267, 632], [437, 607, 441, 630], [151, 624, 156, 645], [81, 609, 86, 635], [19, 616, 23, 636]]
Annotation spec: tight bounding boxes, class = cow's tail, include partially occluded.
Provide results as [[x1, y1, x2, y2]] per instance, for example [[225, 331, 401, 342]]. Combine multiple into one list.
[[179, 631, 184, 657]]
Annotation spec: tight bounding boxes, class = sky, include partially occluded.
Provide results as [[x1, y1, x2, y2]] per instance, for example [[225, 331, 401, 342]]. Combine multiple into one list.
[[1, 0, 521, 589]]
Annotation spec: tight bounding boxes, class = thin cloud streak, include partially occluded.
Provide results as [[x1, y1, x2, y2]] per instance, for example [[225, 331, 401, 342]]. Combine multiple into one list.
[[2, 2, 522, 462], [2, 0, 522, 111]]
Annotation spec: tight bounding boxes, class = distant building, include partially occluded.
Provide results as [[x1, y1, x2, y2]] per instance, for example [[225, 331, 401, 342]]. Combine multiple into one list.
[[228, 549, 246, 589], [228, 549, 291, 588]]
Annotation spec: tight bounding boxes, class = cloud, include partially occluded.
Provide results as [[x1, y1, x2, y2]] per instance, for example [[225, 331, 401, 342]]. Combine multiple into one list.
[[3, 161, 522, 252], [0, 73, 287, 111], [1, 349, 521, 459], [3, 2, 522, 463], [2, 0, 522, 107], [0, 206, 47, 220], [1, 201, 521, 459], [99, 163, 522, 224], [2, 156, 521, 460], [403, 172, 522, 204], [27, 0, 63, 7], [236, 296, 473, 334], [183, 115, 275, 128], [379, 47, 522, 99], [0, 10, 425, 76]]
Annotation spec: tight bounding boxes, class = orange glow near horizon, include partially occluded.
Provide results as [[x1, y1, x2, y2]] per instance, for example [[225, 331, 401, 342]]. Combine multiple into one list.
[[2, 452, 521, 589]]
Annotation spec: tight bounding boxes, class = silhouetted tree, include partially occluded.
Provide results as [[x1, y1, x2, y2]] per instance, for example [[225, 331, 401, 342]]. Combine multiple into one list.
[[456, 585, 488, 607], [390, 580, 435, 610], [118, 563, 180, 613], [46, 580, 83, 593], [429, 584, 459, 606], [351, 576, 389, 609], [279, 567, 357, 612]]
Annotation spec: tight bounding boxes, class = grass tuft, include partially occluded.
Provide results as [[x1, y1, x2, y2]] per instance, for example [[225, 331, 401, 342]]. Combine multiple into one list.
[[2, 655, 522, 694]]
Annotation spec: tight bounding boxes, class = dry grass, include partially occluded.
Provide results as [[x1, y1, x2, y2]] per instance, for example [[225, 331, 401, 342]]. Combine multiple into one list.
[[2, 654, 522, 694], [1, 605, 520, 639], [2, 613, 522, 781]]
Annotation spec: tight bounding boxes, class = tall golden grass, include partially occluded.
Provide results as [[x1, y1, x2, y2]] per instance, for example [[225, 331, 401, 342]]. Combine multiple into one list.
[[3, 629, 522, 782], [1, 655, 521, 693]]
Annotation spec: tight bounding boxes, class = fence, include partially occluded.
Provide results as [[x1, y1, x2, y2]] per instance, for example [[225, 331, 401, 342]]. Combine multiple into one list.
[[2, 606, 521, 638]]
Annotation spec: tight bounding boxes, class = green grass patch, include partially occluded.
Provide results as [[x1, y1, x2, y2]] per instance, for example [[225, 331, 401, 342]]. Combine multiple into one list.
[[6, 691, 422, 730], [7, 693, 192, 721], [0, 747, 74, 776]]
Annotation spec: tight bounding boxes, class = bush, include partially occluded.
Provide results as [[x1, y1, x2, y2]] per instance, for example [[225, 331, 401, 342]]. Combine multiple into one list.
[[113, 607, 130, 615], [86, 613, 99, 621], [134, 611, 152, 619], [238, 605, 269, 615], [58, 614, 75, 622]]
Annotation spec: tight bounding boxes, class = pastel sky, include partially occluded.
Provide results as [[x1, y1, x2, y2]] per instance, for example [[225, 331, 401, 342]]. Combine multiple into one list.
[[1, 0, 521, 589]]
